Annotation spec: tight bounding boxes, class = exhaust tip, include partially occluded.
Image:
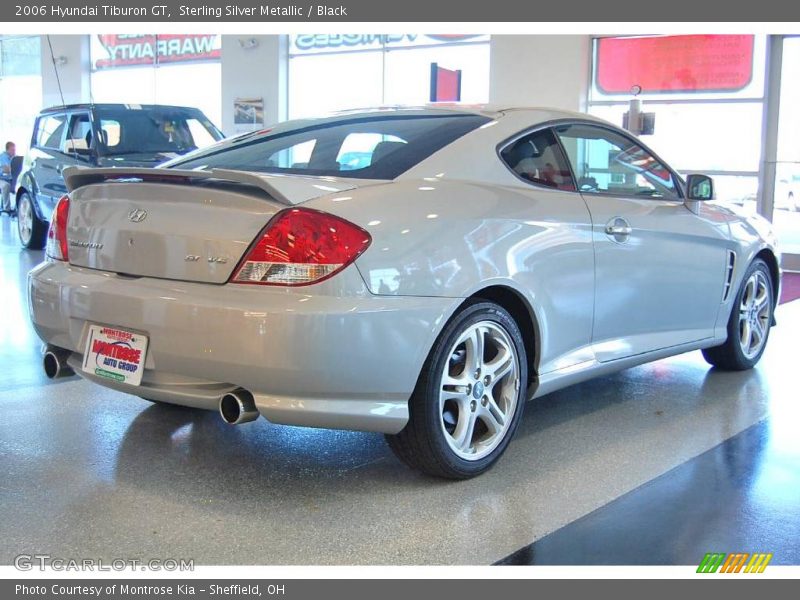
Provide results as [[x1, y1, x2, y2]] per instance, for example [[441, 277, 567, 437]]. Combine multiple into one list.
[[43, 348, 74, 379], [43, 352, 60, 379], [219, 390, 259, 425]]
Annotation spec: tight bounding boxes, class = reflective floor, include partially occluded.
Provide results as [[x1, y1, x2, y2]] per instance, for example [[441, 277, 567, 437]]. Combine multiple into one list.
[[1, 214, 798, 565], [499, 418, 800, 565]]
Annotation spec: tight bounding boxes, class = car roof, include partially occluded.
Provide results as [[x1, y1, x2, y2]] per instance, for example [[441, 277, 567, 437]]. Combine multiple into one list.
[[330, 104, 600, 121], [39, 103, 204, 114]]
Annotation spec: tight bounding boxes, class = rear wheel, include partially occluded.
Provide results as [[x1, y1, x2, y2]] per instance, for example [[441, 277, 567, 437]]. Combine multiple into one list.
[[386, 301, 527, 479], [702, 259, 774, 371], [17, 192, 47, 250]]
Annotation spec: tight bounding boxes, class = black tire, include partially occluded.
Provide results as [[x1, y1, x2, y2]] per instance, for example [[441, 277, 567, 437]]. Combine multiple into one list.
[[702, 259, 774, 371], [386, 300, 528, 479], [17, 192, 47, 250]]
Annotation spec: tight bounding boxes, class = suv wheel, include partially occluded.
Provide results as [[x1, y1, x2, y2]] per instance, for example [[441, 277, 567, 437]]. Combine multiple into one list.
[[17, 192, 47, 250]]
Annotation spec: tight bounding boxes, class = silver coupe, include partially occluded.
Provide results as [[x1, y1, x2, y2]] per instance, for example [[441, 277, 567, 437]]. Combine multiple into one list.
[[28, 106, 781, 478]]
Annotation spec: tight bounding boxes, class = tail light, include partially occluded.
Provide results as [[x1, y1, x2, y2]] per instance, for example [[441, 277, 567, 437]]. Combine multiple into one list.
[[231, 208, 371, 286], [46, 194, 70, 262]]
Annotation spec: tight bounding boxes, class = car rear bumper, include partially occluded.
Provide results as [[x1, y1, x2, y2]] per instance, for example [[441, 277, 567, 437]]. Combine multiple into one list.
[[28, 261, 459, 433]]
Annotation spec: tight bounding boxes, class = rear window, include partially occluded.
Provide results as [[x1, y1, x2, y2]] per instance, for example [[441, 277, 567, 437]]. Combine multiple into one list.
[[169, 113, 490, 179], [93, 107, 223, 157]]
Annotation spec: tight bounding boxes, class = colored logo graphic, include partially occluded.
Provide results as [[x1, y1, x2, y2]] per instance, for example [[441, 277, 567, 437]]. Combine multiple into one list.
[[697, 552, 773, 573]]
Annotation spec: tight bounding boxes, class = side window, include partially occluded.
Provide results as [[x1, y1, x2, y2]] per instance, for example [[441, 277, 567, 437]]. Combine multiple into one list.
[[554, 123, 680, 200], [63, 113, 93, 156], [500, 128, 576, 191], [35, 115, 67, 150]]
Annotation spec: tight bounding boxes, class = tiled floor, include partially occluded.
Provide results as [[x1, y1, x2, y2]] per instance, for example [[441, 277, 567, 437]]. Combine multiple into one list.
[[1, 214, 798, 565]]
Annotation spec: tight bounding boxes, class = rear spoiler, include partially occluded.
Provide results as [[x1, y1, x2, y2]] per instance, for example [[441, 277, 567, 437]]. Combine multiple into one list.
[[62, 167, 363, 206]]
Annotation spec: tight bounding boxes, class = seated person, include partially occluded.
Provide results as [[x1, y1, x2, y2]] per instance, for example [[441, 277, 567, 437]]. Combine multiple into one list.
[[0, 141, 15, 214]]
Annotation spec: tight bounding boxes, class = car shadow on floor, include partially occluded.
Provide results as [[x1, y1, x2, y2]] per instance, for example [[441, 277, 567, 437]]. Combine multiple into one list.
[[111, 357, 765, 500]]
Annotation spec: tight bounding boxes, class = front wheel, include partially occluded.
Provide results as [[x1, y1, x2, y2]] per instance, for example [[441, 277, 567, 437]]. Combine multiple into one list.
[[17, 192, 47, 250], [386, 301, 528, 479], [702, 259, 774, 371]]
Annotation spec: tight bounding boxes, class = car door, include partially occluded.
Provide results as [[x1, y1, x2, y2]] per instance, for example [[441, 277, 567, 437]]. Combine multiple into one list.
[[553, 122, 729, 362], [29, 113, 69, 213], [498, 127, 596, 374]]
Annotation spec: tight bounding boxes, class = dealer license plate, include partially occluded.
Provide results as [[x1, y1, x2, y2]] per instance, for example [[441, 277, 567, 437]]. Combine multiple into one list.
[[81, 324, 149, 386]]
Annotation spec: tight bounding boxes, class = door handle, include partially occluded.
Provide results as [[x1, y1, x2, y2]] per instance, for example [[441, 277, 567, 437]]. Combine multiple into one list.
[[605, 217, 632, 242]]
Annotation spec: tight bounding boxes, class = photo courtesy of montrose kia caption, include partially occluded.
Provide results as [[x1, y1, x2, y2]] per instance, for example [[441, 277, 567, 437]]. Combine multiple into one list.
[[28, 106, 781, 479]]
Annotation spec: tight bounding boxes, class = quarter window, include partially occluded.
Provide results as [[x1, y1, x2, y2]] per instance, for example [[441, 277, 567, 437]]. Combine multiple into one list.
[[554, 123, 680, 200], [35, 114, 67, 149], [500, 128, 576, 191]]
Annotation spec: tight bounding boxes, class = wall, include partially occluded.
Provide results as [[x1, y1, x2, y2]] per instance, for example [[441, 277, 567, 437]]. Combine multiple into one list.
[[220, 35, 286, 135], [489, 35, 591, 112], [36, 35, 591, 131], [40, 35, 91, 108]]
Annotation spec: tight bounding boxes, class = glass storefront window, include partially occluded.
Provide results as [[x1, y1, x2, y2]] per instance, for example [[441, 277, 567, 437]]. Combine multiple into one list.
[[288, 35, 490, 120], [0, 36, 42, 154], [588, 102, 763, 173], [589, 35, 767, 217], [288, 51, 383, 119], [383, 44, 489, 106], [772, 36, 800, 255], [89, 35, 222, 130]]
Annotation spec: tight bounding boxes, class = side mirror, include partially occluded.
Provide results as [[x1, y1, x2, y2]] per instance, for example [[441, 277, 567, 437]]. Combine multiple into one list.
[[686, 174, 714, 201]]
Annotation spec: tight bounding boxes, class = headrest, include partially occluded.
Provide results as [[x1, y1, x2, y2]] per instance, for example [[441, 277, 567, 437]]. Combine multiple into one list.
[[370, 141, 406, 165]]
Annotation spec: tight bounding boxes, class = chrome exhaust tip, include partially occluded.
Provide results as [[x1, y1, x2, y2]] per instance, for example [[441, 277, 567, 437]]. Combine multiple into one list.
[[219, 389, 259, 425], [43, 347, 75, 379]]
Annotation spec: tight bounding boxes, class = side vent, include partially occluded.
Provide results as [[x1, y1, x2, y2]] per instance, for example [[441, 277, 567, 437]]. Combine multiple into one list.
[[722, 250, 736, 302]]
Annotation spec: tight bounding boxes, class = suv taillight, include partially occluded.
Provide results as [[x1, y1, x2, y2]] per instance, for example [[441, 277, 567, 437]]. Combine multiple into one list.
[[46, 195, 70, 262], [230, 208, 371, 286]]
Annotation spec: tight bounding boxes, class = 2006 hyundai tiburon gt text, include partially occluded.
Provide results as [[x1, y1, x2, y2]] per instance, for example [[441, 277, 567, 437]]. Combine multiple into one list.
[[28, 106, 781, 478]]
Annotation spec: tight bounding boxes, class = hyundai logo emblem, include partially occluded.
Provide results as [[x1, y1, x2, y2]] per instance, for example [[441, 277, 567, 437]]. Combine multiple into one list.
[[128, 208, 148, 223]]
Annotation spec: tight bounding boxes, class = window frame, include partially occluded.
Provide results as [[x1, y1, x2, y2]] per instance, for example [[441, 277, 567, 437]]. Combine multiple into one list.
[[497, 119, 686, 201]]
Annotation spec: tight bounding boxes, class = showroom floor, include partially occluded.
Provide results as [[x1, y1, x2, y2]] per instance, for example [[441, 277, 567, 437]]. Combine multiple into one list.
[[1, 215, 798, 566]]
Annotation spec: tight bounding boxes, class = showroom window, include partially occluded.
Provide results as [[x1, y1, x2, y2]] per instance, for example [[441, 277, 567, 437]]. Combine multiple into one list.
[[588, 35, 767, 206], [0, 36, 42, 154], [89, 34, 223, 130], [287, 34, 490, 119]]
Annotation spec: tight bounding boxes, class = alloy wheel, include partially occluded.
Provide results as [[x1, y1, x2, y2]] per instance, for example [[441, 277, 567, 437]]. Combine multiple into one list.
[[738, 270, 771, 360], [439, 320, 520, 461]]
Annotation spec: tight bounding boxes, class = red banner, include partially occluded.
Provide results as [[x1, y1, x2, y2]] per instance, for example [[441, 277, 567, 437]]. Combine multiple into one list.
[[94, 34, 221, 69], [595, 35, 754, 95]]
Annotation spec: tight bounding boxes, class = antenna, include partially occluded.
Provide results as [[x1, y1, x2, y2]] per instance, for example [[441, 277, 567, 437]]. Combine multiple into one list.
[[46, 34, 78, 160]]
